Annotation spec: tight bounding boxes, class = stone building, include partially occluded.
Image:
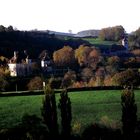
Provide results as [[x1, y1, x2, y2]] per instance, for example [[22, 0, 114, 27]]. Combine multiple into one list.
[[8, 51, 32, 76]]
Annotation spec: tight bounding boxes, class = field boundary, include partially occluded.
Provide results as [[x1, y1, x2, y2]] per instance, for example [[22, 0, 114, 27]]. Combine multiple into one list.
[[0, 86, 124, 97]]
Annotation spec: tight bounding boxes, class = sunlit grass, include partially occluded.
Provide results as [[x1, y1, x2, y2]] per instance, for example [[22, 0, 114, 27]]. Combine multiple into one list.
[[0, 90, 140, 129], [83, 38, 117, 45]]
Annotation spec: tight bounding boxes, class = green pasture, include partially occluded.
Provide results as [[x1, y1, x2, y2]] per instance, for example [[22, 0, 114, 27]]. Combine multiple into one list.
[[0, 90, 140, 130], [83, 38, 117, 45]]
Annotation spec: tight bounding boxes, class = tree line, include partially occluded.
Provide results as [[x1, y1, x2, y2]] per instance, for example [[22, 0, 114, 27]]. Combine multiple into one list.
[[99, 25, 125, 41], [0, 25, 89, 59]]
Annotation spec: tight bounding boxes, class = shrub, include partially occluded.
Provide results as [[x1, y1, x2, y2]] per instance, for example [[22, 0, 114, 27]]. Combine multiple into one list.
[[132, 49, 140, 56], [61, 70, 76, 88], [27, 76, 43, 90], [0, 76, 9, 91], [81, 68, 94, 83], [112, 69, 140, 88], [82, 123, 101, 140], [88, 77, 96, 87], [48, 77, 62, 89], [99, 116, 121, 130], [104, 75, 113, 86], [72, 121, 81, 135], [20, 114, 47, 140], [82, 123, 122, 140], [72, 81, 86, 88]]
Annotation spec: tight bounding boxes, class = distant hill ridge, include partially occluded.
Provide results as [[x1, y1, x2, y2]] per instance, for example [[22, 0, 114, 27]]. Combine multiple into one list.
[[75, 29, 100, 37], [36, 29, 100, 38], [36, 30, 76, 37]]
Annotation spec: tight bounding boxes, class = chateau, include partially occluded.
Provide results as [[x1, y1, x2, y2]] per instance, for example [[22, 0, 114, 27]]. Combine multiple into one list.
[[8, 50, 52, 77], [8, 51, 32, 76]]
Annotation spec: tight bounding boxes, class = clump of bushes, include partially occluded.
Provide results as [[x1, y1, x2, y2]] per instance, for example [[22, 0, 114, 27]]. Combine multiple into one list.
[[0, 76, 9, 91], [48, 77, 62, 89], [27, 76, 43, 90]]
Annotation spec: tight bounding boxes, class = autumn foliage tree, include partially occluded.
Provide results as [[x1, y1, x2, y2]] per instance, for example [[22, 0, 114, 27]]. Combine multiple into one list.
[[0, 76, 9, 91], [53, 46, 75, 67], [61, 70, 76, 88], [107, 56, 120, 74], [112, 69, 138, 128], [0, 56, 9, 66], [104, 75, 112, 86], [128, 27, 140, 50], [95, 67, 105, 86], [27, 76, 43, 90], [75, 45, 101, 69], [81, 68, 94, 83], [99, 25, 125, 41], [107, 56, 120, 67], [112, 69, 140, 88], [87, 48, 101, 69], [0, 66, 9, 91], [113, 69, 139, 138], [131, 49, 140, 56], [75, 45, 92, 67]]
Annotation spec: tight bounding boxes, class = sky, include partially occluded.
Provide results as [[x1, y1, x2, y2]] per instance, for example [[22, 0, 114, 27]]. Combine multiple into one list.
[[0, 0, 140, 33]]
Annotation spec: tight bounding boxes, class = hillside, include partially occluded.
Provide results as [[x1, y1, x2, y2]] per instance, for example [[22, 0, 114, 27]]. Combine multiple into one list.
[[81, 37, 119, 52], [75, 29, 100, 37], [0, 30, 89, 59], [1, 90, 140, 129]]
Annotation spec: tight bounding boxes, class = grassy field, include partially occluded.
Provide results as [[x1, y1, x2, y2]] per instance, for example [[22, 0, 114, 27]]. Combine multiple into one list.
[[0, 90, 140, 130], [82, 38, 118, 50], [83, 38, 117, 45]]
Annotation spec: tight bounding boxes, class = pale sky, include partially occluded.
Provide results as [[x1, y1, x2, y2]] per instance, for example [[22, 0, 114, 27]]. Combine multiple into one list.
[[0, 0, 140, 33]]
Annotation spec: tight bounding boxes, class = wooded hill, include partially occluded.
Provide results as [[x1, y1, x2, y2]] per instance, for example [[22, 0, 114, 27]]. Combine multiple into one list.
[[0, 30, 89, 59]]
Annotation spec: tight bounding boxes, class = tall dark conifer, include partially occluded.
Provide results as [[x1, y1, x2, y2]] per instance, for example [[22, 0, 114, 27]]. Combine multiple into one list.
[[41, 85, 58, 136], [59, 89, 72, 137], [121, 88, 137, 139]]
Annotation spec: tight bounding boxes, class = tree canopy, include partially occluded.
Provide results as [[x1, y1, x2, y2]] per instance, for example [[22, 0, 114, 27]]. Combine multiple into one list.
[[53, 46, 75, 67], [99, 25, 125, 41], [112, 69, 140, 88], [128, 27, 140, 50]]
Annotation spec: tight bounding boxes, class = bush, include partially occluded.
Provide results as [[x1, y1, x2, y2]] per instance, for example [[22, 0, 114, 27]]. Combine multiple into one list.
[[20, 114, 47, 140], [72, 81, 86, 88], [99, 116, 121, 130], [0, 76, 9, 91], [88, 77, 96, 87], [72, 121, 82, 135], [82, 123, 121, 140], [61, 70, 76, 88], [48, 77, 62, 89], [27, 76, 43, 90], [112, 69, 140, 88]]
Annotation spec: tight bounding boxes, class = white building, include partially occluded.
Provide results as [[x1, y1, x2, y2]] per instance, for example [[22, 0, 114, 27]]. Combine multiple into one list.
[[8, 63, 32, 77], [122, 35, 128, 50], [41, 60, 52, 72], [8, 50, 34, 77]]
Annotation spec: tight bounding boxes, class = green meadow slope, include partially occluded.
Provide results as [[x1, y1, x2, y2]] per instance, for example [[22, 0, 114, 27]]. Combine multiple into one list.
[[0, 90, 140, 130]]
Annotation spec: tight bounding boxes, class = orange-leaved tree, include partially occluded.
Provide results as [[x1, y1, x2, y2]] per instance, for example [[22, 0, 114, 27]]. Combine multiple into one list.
[[53, 46, 75, 67]]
